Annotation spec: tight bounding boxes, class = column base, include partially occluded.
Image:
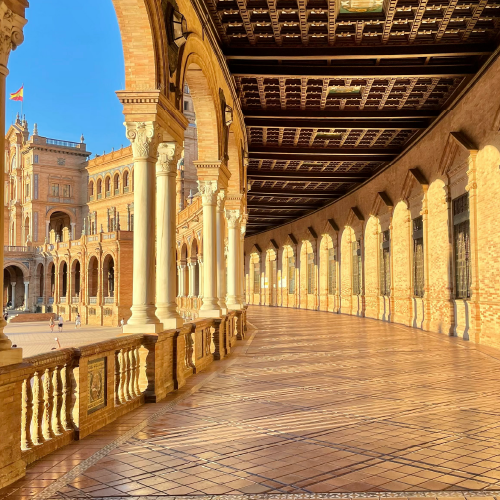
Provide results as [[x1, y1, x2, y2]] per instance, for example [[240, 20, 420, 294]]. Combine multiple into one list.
[[227, 303, 243, 310], [0, 348, 23, 367], [122, 323, 164, 334], [159, 316, 184, 329], [198, 309, 222, 319]]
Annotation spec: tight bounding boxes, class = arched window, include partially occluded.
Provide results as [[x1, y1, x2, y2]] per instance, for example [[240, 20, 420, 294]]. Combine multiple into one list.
[[114, 173, 119, 194], [105, 177, 111, 196], [123, 171, 129, 192], [97, 179, 102, 196], [412, 216, 424, 297], [352, 239, 362, 295], [88, 181, 94, 200], [380, 230, 391, 297], [307, 251, 315, 294], [328, 248, 336, 295]]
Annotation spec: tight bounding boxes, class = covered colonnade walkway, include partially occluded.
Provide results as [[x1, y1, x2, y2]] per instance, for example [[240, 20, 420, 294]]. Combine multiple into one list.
[[3, 306, 500, 498]]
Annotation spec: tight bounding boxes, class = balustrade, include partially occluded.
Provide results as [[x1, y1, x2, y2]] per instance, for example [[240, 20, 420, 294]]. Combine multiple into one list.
[[71, 297, 79, 304]]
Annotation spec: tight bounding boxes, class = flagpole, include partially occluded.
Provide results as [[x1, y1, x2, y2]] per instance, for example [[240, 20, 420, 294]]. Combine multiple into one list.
[[21, 83, 23, 118]]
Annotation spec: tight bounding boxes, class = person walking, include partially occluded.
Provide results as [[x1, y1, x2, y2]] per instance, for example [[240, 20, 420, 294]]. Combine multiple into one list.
[[120, 318, 125, 330], [49, 316, 55, 332], [75, 313, 82, 328], [58, 315, 64, 333]]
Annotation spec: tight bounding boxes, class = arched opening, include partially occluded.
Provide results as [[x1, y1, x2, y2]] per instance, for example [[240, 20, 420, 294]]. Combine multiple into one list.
[[190, 239, 200, 298], [37, 263, 44, 300], [3, 265, 25, 309], [97, 178, 102, 198], [49, 211, 71, 242], [88, 180, 94, 201], [180, 243, 188, 297], [265, 248, 277, 306], [299, 240, 316, 310], [319, 234, 336, 312], [23, 216, 30, 244], [105, 176, 111, 197], [281, 245, 296, 308], [72, 260, 81, 298], [113, 173, 120, 194], [60, 261, 68, 298], [249, 252, 261, 305], [123, 170, 129, 192], [364, 216, 381, 320], [88, 256, 99, 299], [103, 255, 115, 299]]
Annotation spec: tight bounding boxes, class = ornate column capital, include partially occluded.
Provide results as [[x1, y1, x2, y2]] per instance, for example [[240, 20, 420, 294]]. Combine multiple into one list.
[[225, 209, 241, 229], [156, 141, 182, 176], [0, 4, 26, 72], [216, 189, 225, 211], [124, 121, 159, 161], [197, 180, 218, 205]]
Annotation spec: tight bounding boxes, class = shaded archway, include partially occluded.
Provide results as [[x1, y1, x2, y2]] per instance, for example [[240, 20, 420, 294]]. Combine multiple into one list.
[[59, 261, 68, 298], [319, 234, 336, 312], [299, 240, 316, 310], [88, 256, 99, 299], [265, 248, 277, 307], [364, 216, 381, 320], [3, 265, 25, 309], [71, 260, 81, 299], [49, 211, 71, 242], [103, 255, 115, 299]]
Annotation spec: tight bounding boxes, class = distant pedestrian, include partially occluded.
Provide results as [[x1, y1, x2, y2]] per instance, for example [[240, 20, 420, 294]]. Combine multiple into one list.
[[58, 315, 64, 332], [75, 313, 81, 328], [49, 316, 55, 332], [120, 318, 125, 330]]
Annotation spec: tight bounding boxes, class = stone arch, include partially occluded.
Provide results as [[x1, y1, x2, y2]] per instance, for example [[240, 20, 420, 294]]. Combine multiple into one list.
[[96, 177, 103, 197], [104, 175, 112, 197], [36, 262, 44, 299], [264, 248, 277, 306], [59, 260, 69, 298], [3, 264, 27, 309], [392, 200, 412, 326], [188, 238, 200, 296], [87, 256, 99, 298], [280, 244, 296, 308], [71, 259, 81, 298], [47, 210, 73, 243], [180, 242, 189, 296], [123, 168, 130, 192], [299, 239, 316, 310], [340, 226, 355, 315], [113, 172, 120, 194], [88, 179, 95, 200], [181, 46, 221, 162], [364, 215, 381, 320], [103, 254, 115, 298], [48, 262, 56, 299], [319, 233, 336, 312], [248, 251, 261, 305]]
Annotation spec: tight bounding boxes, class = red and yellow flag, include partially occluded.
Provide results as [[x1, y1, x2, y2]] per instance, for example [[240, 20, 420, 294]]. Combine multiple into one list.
[[9, 86, 23, 102]]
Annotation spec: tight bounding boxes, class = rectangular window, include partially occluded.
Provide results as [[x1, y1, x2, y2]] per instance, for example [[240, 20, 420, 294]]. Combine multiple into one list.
[[307, 252, 315, 294], [62, 184, 70, 198], [130, 213, 134, 232], [328, 248, 336, 295], [253, 262, 260, 293], [288, 256, 295, 294], [453, 194, 471, 299], [352, 240, 362, 295], [380, 230, 391, 296], [33, 154, 38, 164], [50, 183, 59, 197], [34, 174, 38, 199], [413, 216, 424, 297]]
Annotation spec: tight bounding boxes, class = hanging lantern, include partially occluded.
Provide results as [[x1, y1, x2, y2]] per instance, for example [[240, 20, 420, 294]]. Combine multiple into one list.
[[172, 9, 188, 48]]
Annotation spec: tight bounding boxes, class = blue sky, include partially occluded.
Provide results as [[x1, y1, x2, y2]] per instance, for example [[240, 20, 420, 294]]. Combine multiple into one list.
[[6, 0, 125, 156]]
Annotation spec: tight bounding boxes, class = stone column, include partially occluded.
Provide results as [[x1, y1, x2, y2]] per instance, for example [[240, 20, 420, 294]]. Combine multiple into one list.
[[198, 257, 203, 299], [0, 4, 25, 364], [10, 282, 16, 309], [123, 122, 162, 333], [23, 281, 28, 311], [180, 264, 186, 296], [155, 142, 183, 329], [70, 222, 76, 240], [177, 265, 182, 297], [225, 209, 241, 309], [198, 180, 221, 317], [187, 262, 195, 298], [216, 190, 227, 313], [239, 217, 247, 306]]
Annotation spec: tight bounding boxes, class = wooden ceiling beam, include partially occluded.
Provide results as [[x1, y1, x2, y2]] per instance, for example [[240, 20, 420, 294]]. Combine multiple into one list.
[[247, 203, 320, 209], [245, 118, 429, 129], [224, 43, 494, 59], [250, 146, 400, 156], [245, 109, 440, 119], [229, 63, 476, 78], [248, 171, 371, 182], [249, 188, 344, 199], [249, 151, 396, 161]]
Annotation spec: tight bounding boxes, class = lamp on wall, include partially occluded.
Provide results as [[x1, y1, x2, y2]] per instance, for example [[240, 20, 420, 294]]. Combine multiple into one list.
[[225, 105, 233, 126], [172, 9, 188, 48]]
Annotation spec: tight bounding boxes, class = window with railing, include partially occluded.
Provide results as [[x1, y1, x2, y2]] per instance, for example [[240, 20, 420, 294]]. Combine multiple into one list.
[[50, 183, 59, 197], [288, 256, 295, 294], [307, 252, 315, 294], [413, 216, 424, 297], [328, 247, 336, 295], [380, 229, 391, 296], [253, 262, 260, 293], [453, 194, 471, 299], [352, 240, 362, 295]]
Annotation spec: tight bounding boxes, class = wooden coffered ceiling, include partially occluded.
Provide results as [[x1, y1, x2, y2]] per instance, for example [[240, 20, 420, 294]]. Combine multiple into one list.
[[203, 0, 500, 235]]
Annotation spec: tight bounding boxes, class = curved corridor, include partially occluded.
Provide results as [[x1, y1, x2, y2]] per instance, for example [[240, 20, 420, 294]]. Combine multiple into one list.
[[6, 306, 500, 499]]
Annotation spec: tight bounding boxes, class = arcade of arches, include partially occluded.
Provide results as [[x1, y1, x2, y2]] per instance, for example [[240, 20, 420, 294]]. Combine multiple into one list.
[[2, 0, 500, 495]]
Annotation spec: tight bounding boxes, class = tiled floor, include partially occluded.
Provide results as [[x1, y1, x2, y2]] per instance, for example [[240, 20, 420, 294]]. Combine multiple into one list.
[[5, 306, 500, 500]]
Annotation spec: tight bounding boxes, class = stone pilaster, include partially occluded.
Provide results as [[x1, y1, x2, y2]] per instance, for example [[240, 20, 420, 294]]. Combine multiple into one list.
[[226, 209, 241, 309], [216, 190, 227, 313], [123, 121, 163, 333]]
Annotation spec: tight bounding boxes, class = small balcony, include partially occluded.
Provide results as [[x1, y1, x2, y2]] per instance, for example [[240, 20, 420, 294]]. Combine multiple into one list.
[[89, 296, 97, 304]]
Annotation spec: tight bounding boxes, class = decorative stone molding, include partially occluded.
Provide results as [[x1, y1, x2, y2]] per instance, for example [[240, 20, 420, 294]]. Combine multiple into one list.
[[124, 122, 159, 160], [216, 189, 225, 210], [156, 141, 181, 176], [225, 209, 241, 229], [0, 4, 26, 71], [197, 180, 218, 205]]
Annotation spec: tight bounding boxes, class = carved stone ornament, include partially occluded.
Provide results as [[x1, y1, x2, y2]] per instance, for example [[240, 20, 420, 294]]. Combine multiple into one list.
[[0, 5, 26, 69], [225, 209, 241, 229], [217, 189, 225, 210], [157, 141, 181, 175], [124, 121, 158, 160], [197, 180, 218, 204]]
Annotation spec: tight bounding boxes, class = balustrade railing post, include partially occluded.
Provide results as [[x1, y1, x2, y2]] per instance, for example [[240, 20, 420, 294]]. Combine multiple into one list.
[[133, 346, 140, 397], [51, 366, 62, 435], [124, 348, 132, 401], [114, 351, 121, 405], [21, 377, 34, 450], [213, 319, 225, 360], [42, 368, 55, 440], [31, 371, 44, 445], [117, 350, 126, 404], [60, 363, 71, 431]]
